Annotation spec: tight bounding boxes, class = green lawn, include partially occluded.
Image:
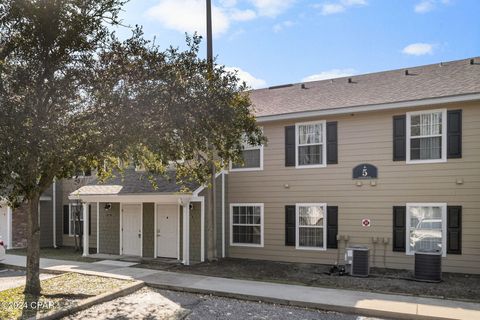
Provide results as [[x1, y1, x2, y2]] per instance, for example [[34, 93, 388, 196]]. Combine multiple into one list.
[[7, 247, 99, 263], [0, 273, 132, 320]]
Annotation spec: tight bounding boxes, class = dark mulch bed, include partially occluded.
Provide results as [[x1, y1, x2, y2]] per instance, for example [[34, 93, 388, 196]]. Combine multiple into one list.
[[141, 258, 480, 302]]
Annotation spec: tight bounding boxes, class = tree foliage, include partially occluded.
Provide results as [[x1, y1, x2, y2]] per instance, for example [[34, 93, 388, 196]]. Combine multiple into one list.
[[0, 0, 263, 295]]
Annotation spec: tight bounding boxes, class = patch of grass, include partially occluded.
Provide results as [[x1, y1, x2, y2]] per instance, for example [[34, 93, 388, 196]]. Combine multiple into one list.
[[0, 273, 132, 320], [7, 247, 99, 263]]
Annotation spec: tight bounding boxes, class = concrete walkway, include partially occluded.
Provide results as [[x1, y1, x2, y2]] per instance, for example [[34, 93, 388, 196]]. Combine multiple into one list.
[[3, 254, 480, 320]]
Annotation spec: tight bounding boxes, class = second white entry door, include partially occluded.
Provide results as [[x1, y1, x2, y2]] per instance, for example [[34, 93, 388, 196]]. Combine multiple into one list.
[[156, 204, 178, 258]]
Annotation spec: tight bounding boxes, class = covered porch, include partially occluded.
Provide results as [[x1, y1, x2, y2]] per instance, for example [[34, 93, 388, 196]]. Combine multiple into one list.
[[68, 170, 205, 266]]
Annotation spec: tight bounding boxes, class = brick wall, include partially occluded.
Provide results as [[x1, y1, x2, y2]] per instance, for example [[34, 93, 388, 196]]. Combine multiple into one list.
[[12, 203, 28, 248]]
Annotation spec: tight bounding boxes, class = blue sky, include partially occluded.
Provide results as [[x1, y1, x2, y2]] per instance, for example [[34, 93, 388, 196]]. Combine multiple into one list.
[[115, 0, 480, 88]]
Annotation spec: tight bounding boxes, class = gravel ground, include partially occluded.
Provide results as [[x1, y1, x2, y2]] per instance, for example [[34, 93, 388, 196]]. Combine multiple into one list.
[[141, 258, 480, 302], [65, 287, 384, 320]]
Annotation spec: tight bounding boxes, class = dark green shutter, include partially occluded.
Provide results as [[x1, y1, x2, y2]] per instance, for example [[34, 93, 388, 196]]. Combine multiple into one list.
[[393, 206, 406, 252], [326, 206, 338, 249], [285, 205, 296, 246], [88, 204, 92, 236], [63, 205, 69, 234], [393, 115, 406, 161], [285, 126, 296, 167], [447, 206, 462, 254], [447, 110, 462, 159], [326, 122, 338, 164]]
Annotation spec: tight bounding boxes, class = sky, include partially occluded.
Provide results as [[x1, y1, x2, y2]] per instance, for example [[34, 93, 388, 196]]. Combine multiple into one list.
[[114, 0, 480, 89]]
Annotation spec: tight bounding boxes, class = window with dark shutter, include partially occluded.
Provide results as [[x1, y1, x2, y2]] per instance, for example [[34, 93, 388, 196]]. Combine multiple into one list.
[[326, 122, 338, 164], [393, 115, 406, 161], [447, 206, 462, 254], [393, 206, 406, 252], [285, 126, 295, 166], [447, 110, 462, 159], [326, 206, 338, 249], [63, 205, 69, 235], [285, 205, 296, 246]]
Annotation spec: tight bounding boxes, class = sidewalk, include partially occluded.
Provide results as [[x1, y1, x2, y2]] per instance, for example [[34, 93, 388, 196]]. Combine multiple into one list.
[[3, 254, 480, 320]]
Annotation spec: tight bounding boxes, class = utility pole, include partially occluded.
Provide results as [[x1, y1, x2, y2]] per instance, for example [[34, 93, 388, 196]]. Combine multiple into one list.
[[206, 0, 217, 260]]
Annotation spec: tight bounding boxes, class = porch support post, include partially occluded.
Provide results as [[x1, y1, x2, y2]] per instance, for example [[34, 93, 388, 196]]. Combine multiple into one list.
[[182, 197, 190, 265], [96, 202, 100, 254], [82, 202, 89, 257]]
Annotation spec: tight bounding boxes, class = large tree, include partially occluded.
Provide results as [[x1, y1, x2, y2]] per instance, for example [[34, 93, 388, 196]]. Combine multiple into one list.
[[0, 0, 263, 295]]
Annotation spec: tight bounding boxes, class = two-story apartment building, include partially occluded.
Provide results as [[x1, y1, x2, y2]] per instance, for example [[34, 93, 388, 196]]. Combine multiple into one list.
[[2, 57, 479, 274], [226, 57, 479, 274]]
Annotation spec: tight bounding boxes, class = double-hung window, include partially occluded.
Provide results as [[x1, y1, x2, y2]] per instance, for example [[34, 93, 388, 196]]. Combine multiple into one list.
[[296, 203, 327, 250], [69, 203, 84, 236], [407, 109, 447, 163], [231, 134, 263, 171], [296, 121, 326, 168], [230, 204, 263, 247], [406, 203, 447, 256]]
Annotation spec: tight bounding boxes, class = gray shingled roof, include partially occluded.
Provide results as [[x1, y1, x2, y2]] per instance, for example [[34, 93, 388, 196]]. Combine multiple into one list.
[[72, 169, 199, 196], [250, 57, 480, 117]]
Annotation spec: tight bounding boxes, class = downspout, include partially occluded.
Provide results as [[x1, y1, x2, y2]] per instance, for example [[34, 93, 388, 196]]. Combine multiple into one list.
[[52, 179, 57, 248], [222, 171, 225, 258]]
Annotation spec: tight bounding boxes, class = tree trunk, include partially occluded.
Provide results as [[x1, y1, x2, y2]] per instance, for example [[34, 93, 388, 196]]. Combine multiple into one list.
[[25, 193, 41, 295]]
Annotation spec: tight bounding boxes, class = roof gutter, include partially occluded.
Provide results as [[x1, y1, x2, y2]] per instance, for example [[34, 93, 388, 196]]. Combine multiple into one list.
[[256, 93, 480, 123]]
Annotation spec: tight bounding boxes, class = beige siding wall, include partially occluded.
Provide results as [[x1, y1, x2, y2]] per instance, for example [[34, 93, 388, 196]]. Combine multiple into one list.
[[227, 101, 480, 274]]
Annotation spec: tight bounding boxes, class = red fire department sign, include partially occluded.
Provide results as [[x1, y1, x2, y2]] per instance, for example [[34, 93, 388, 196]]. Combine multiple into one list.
[[362, 219, 371, 227]]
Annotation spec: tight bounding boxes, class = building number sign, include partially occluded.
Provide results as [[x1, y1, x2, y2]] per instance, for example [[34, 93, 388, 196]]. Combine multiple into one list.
[[352, 163, 378, 179]]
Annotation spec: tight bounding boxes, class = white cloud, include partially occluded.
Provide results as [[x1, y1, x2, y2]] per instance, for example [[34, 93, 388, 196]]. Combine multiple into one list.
[[249, 0, 296, 17], [273, 20, 294, 32], [302, 68, 356, 82], [320, 4, 345, 15], [414, 0, 450, 13], [147, 0, 230, 37], [230, 9, 257, 21], [402, 43, 434, 56], [225, 67, 267, 89], [414, 0, 435, 13], [316, 0, 367, 15]]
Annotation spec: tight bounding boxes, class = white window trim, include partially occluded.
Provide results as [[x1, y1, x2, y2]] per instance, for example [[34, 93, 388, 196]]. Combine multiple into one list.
[[295, 203, 327, 251], [295, 120, 327, 169], [229, 203, 264, 248], [406, 203, 447, 257], [230, 129, 264, 172], [68, 203, 83, 237], [229, 145, 264, 172], [406, 109, 447, 164]]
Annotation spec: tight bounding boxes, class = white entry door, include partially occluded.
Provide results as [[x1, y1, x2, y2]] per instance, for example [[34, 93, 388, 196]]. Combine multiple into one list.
[[0, 206, 9, 246], [156, 204, 178, 258], [121, 204, 142, 256]]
